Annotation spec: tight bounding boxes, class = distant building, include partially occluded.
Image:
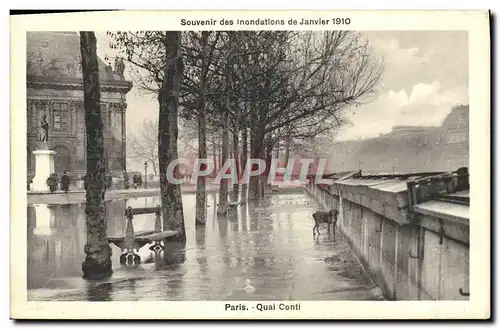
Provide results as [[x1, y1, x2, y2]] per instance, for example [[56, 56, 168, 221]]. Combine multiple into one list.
[[26, 32, 133, 179], [327, 105, 469, 173]]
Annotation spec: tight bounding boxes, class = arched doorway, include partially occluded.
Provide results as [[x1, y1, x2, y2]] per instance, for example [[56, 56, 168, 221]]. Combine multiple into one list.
[[52, 145, 71, 174]]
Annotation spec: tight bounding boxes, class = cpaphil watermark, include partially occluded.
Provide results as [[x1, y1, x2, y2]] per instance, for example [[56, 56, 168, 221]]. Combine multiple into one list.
[[155, 157, 334, 186]]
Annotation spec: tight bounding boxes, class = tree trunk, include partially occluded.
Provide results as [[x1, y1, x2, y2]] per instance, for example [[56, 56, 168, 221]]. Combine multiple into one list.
[[263, 133, 273, 195], [232, 125, 240, 194], [284, 131, 291, 164], [80, 31, 112, 280], [229, 131, 233, 159], [248, 125, 264, 202], [158, 32, 186, 241], [240, 127, 248, 203], [195, 31, 209, 226], [195, 110, 207, 225], [274, 129, 280, 159], [218, 56, 232, 213], [217, 110, 230, 215], [211, 131, 217, 178], [218, 143, 222, 171]]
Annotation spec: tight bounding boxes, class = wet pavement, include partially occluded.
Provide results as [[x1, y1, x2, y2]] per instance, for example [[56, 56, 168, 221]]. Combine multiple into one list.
[[27, 190, 384, 301]]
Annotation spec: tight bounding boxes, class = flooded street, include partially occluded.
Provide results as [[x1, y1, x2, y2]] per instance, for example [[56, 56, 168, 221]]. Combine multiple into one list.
[[27, 190, 383, 301]]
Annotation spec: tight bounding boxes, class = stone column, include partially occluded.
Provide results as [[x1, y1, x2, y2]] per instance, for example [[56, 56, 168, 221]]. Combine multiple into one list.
[[121, 103, 127, 172], [31, 149, 57, 192], [32, 204, 56, 236]]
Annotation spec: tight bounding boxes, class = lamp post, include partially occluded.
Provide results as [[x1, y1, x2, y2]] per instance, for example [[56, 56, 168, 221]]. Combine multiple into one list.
[[144, 161, 148, 189]]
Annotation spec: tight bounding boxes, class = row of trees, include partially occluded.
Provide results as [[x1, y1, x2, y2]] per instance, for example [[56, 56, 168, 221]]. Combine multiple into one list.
[[108, 30, 383, 240], [129, 114, 340, 179], [79, 30, 382, 278]]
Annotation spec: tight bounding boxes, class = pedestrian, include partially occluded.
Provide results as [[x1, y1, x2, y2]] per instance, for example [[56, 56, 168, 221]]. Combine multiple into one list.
[[132, 174, 138, 189], [46, 173, 58, 193], [61, 171, 70, 193]]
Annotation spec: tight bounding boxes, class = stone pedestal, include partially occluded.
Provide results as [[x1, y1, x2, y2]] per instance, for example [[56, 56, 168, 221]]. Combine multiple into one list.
[[31, 149, 57, 192], [33, 204, 56, 236]]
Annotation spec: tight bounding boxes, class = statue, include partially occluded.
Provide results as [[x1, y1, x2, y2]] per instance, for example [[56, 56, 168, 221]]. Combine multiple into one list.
[[38, 114, 49, 148], [35, 51, 44, 75], [114, 57, 125, 78]]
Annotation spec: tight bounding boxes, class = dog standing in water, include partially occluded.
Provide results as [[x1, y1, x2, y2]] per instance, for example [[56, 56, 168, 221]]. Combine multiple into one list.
[[312, 209, 339, 236]]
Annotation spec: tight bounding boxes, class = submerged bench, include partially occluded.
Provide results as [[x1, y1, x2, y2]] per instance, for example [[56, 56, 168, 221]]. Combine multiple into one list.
[[107, 205, 179, 265]]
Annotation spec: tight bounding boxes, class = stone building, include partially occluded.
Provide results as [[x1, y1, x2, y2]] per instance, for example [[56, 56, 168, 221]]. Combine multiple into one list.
[[26, 32, 132, 179], [327, 105, 469, 173], [439, 105, 469, 170]]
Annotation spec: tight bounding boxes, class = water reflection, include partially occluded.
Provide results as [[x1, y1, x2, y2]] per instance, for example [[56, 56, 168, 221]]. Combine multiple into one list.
[[161, 241, 186, 268], [85, 281, 113, 302], [27, 191, 380, 301]]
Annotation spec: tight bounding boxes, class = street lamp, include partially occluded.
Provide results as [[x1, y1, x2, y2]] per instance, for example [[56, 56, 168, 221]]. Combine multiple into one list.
[[144, 161, 148, 189]]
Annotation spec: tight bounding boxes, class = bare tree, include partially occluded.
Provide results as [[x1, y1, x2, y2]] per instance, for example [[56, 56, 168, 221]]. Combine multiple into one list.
[[108, 31, 186, 241], [128, 119, 158, 175], [109, 30, 383, 212], [80, 31, 112, 279], [158, 32, 185, 240], [180, 31, 236, 221], [178, 118, 198, 153], [228, 31, 383, 201]]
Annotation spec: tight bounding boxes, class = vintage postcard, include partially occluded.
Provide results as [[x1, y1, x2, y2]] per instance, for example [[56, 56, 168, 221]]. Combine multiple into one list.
[[10, 10, 490, 320]]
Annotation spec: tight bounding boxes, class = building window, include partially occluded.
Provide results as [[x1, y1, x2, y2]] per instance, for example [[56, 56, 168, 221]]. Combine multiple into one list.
[[446, 130, 467, 144], [52, 103, 68, 132]]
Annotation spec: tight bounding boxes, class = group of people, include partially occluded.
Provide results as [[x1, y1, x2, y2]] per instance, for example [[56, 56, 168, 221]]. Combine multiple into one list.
[[45, 171, 70, 193], [27, 171, 129, 192]]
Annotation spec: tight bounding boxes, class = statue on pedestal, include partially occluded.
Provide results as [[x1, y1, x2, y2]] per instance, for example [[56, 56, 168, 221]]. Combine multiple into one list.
[[31, 115, 56, 192], [38, 114, 49, 149]]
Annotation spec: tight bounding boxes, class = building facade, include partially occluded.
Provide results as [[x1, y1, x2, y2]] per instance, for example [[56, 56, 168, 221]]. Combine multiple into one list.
[[26, 32, 132, 179], [327, 105, 469, 173]]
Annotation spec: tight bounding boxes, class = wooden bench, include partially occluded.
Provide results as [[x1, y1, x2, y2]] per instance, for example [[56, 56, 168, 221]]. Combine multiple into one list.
[[107, 205, 179, 265]]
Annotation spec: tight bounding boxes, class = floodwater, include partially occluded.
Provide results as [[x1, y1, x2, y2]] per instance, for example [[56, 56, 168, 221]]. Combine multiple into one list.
[[27, 190, 384, 301]]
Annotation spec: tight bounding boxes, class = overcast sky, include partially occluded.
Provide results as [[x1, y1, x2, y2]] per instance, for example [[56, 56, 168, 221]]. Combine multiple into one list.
[[95, 31, 468, 142]]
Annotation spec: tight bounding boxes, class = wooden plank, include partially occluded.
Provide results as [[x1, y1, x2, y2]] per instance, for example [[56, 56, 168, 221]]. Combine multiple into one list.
[[107, 240, 126, 250], [107, 230, 155, 241], [130, 207, 160, 215], [107, 237, 125, 243], [134, 230, 157, 237], [138, 231, 179, 242]]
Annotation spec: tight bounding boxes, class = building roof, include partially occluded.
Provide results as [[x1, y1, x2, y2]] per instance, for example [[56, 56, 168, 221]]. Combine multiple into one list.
[[391, 125, 438, 133], [413, 199, 469, 223], [26, 32, 132, 92], [441, 105, 469, 130]]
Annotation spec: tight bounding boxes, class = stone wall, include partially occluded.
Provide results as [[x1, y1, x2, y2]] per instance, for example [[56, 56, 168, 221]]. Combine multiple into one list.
[[306, 172, 469, 300], [327, 106, 469, 173]]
